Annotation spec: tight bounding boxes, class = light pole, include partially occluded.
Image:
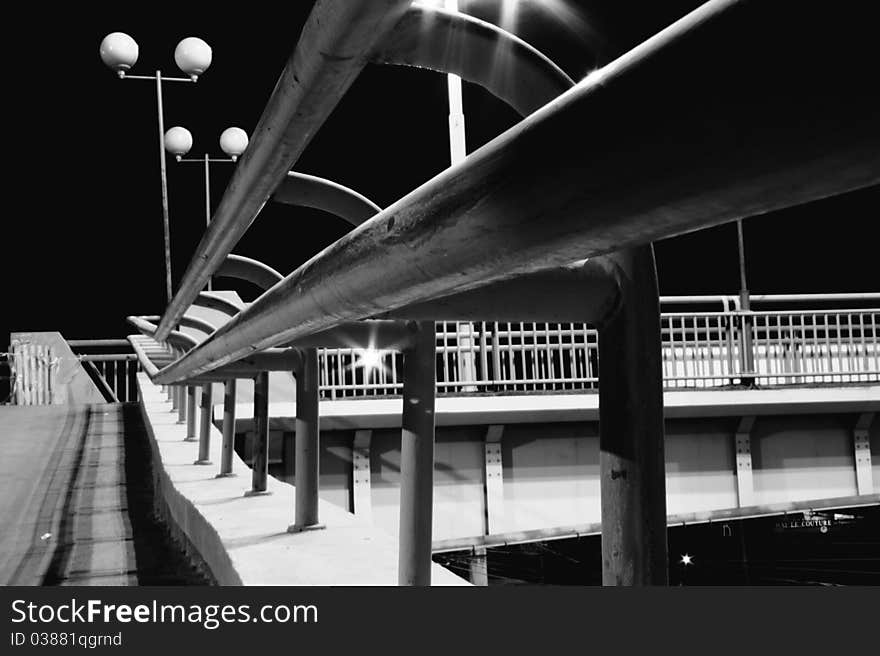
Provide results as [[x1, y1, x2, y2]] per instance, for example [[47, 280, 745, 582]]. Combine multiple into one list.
[[99, 32, 213, 304], [164, 126, 249, 291]]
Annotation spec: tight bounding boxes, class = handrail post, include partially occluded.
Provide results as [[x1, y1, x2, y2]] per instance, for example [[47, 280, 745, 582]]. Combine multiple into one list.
[[195, 383, 213, 465], [217, 379, 237, 477], [185, 386, 198, 441], [177, 386, 186, 424], [597, 246, 667, 585], [289, 348, 324, 533], [398, 321, 437, 586], [245, 372, 271, 496]]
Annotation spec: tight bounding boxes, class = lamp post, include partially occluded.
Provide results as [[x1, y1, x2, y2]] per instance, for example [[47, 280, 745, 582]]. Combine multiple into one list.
[[164, 126, 249, 291], [99, 32, 213, 304]]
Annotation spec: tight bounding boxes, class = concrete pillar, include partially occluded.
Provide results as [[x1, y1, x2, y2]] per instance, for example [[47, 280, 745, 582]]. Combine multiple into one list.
[[352, 429, 373, 519], [217, 379, 237, 477], [195, 383, 213, 465], [290, 348, 324, 532], [597, 245, 668, 586], [245, 372, 271, 496], [398, 321, 437, 586], [734, 415, 756, 507], [469, 546, 488, 586], [185, 386, 198, 441], [171, 384, 179, 411]]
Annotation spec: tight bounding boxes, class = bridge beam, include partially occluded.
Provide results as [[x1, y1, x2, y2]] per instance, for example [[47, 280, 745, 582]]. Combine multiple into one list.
[[245, 372, 271, 497], [290, 348, 324, 532], [218, 379, 237, 478], [398, 321, 437, 586], [597, 245, 667, 586]]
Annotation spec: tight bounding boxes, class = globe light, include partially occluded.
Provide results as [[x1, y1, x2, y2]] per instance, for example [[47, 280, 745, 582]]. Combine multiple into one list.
[[219, 127, 249, 160], [100, 32, 139, 76], [174, 37, 212, 80], [164, 126, 193, 158]]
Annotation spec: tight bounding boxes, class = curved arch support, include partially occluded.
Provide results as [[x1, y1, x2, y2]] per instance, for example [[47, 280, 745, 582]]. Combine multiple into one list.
[[127, 316, 200, 353], [215, 254, 284, 292], [179, 314, 218, 338], [273, 172, 382, 227], [193, 291, 247, 318], [373, 4, 574, 117]]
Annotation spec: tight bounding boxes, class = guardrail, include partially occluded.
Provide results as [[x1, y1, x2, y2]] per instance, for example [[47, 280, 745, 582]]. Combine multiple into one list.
[[69, 340, 142, 403], [317, 306, 880, 398]]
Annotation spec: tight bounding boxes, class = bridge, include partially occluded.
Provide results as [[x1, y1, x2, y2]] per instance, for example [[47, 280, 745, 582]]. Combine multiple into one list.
[[2, 0, 879, 586]]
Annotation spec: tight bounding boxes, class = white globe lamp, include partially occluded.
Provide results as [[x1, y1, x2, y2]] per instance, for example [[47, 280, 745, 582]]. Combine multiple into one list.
[[164, 126, 193, 160], [100, 32, 139, 77], [219, 127, 249, 161], [174, 37, 212, 81]]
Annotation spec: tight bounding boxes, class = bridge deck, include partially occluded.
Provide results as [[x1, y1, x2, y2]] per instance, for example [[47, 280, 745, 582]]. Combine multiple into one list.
[[0, 405, 207, 585]]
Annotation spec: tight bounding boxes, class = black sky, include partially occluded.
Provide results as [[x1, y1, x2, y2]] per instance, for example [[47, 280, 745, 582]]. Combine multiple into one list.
[[4, 0, 878, 345]]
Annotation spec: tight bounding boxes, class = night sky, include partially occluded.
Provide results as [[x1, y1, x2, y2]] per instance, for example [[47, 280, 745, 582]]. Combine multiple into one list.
[[5, 0, 878, 345]]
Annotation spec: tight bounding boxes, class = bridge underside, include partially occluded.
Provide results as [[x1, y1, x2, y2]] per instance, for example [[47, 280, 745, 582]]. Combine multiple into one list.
[[225, 387, 880, 553]]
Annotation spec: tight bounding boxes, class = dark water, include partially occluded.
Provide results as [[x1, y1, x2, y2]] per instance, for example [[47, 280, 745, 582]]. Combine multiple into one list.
[[435, 507, 880, 586]]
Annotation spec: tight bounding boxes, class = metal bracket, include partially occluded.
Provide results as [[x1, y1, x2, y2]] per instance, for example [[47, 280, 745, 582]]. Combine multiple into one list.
[[734, 415, 756, 507], [854, 413, 875, 495], [352, 429, 373, 519]]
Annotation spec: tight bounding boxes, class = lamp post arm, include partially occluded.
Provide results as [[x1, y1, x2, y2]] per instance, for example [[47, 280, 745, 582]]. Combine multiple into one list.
[[120, 73, 195, 83]]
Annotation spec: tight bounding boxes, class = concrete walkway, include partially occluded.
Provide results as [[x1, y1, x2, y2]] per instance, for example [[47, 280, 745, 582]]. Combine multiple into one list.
[[0, 404, 207, 585], [137, 374, 469, 585]]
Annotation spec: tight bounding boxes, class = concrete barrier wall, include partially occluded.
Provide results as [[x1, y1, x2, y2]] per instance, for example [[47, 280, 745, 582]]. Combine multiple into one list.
[[135, 374, 469, 586]]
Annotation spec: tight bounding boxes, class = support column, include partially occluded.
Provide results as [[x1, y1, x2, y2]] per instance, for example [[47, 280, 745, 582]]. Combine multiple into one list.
[[245, 372, 271, 496], [352, 429, 373, 520], [217, 379, 237, 477], [469, 546, 488, 587], [290, 348, 324, 532], [597, 245, 667, 586], [171, 384, 178, 411], [398, 321, 437, 586], [854, 413, 875, 495], [185, 386, 198, 441], [177, 386, 186, 424], [194, 383, 213, 465], [734, 415, 756, 507], [484, 425, 505, 535]]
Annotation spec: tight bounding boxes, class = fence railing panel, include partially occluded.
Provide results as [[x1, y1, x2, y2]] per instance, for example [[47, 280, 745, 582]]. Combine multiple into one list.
[[315, 308, 880, 399]]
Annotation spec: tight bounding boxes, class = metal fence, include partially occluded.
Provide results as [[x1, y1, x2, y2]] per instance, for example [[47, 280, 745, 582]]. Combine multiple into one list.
[[318, 303, 880, 398], [69, 340, 142, 404], [6, 342, 57, 405]]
